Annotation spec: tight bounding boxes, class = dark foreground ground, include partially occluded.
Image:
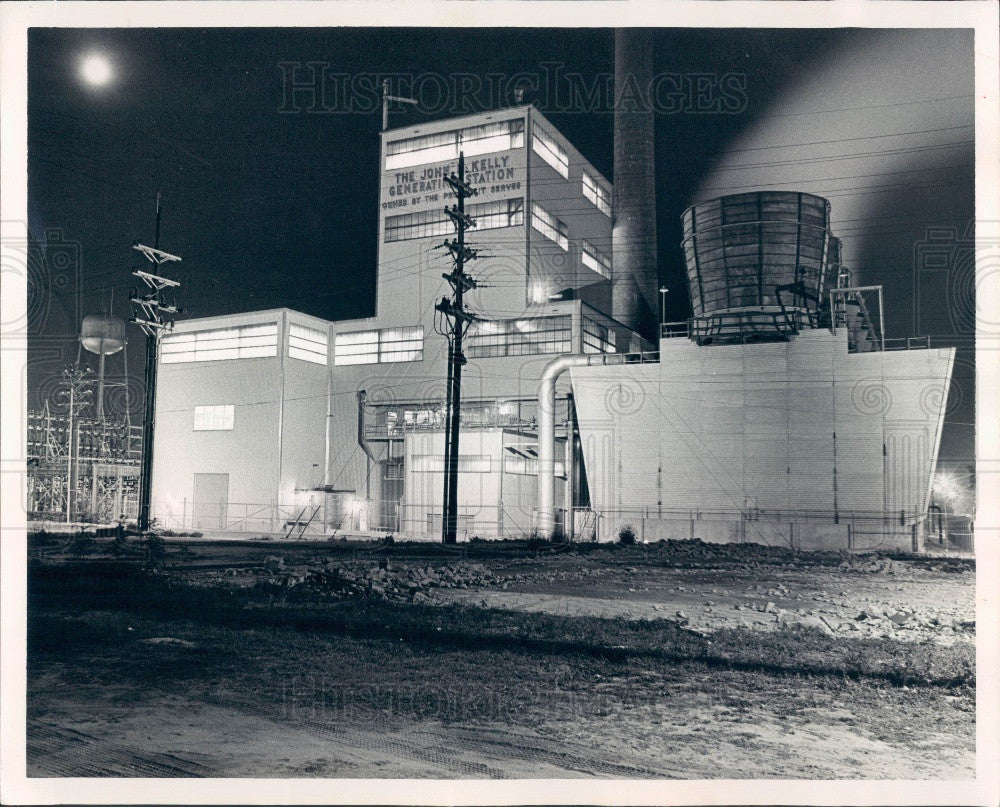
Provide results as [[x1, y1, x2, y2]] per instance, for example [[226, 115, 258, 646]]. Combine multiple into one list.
[[26, 536, 975, 778]]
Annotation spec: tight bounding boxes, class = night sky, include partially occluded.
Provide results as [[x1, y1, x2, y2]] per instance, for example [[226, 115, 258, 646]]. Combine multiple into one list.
[[27, 27, 975, 472]]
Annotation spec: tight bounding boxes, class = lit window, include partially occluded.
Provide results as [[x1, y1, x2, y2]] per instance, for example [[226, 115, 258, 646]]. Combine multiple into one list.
[[385, 198, 524, 243], [379, 327, 424, 363], [288, 323, 328, 365], [583, 318, 616, 354], [582, 171, 612, 217], [472, 198, 524, 231], [334, 330, 379, 365], [582, 240, 612, 279], [531, 203, 569, 251], [193, 405, 235, 431], [161, 323, 278, 364], [532, 123, 569, 178], [385, 120, 525, 170], [467, 315, 571, 358], [334, 327, 424, 366]]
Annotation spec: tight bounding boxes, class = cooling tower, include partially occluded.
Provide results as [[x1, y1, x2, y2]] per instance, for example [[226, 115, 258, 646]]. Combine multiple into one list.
[[681, 191, 833, 341], [612, 28, 658, 342]]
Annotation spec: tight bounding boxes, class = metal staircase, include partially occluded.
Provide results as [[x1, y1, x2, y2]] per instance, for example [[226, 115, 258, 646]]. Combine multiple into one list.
[[284, 505, 320, 540]]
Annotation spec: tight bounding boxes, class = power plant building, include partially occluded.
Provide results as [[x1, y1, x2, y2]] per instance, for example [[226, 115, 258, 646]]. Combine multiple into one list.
[[150, 106, 954, 551]]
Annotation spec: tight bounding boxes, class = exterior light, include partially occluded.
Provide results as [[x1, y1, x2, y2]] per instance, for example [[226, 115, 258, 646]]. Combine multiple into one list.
[[933, 473, 960, 501]]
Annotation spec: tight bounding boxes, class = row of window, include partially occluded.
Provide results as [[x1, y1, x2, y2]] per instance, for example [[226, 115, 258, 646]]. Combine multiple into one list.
[[163, 323, 425, 367], [582, 239, 612, 278], [582, 171, 612, 217], [288, 323, 328, 365], [386, 197, 610, 281], [163, 322, 331, 366], [161, 323, 278, 364], [385, 120, 525, 170], [334, 326, 424, 365], [531, 203, 569, 251], [533, 123, 611, 219], [466, 315, 572, 359], [384, 118, 611, 219], [583, 318, 615, 354], [168, 312, 595, 369], [384, 198, 524, 243], [531, 123, 569, 178]]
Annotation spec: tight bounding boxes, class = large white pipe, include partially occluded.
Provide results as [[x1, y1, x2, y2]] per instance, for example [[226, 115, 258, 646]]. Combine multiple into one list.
[[564, 413, 574, 540], [537, 354, 610, 538]]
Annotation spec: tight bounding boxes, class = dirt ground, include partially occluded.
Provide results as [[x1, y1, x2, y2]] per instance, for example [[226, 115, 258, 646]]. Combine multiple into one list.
[[26, 536, 976, 779], [437, 553, 975, 645]]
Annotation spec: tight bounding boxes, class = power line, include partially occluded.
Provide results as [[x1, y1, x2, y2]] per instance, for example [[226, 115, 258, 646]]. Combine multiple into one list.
[[130, 195, 182, 532], [435, 153, 480, 544]]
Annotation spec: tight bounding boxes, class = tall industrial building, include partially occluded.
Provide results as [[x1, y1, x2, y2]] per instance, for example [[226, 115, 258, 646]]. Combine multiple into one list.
[[152, 106, 645, 538], [150, 107, 954, 551]]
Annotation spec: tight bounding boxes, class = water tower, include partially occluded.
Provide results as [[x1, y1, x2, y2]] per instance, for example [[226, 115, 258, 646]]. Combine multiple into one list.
[[80, 314, 126, 422]]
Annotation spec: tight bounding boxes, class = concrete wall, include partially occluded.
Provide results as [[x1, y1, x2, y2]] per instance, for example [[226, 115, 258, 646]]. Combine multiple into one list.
[[570, 328, 953, 550], [152, 310, 284, 527], [152, 310, 330, 529]]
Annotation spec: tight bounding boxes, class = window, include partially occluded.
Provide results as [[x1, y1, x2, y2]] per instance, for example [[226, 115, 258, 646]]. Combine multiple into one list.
[[334, 327, 424, 366], [385, 198, 524, 243], [193, 405, 235, 431], [473, 198, 524, 231], [532, 123, 569, 178], [582, 240, 612, 279], [411, 455, 492, 473], [531, 203, 569, 251], [467, 315, 572, 358], [583, 318, 616, 354], [334, 330, 379, 365], [582, 171, 612, 217], [161, 323, 278, 364], [386, 120, 525, 170], [379, 327, 424, 363], [288, 323, 328, 365], [384, 208, 451, 243]]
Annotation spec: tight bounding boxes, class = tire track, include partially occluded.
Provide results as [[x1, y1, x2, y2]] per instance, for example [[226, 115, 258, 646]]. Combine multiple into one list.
[[27, 720, 214, 778]]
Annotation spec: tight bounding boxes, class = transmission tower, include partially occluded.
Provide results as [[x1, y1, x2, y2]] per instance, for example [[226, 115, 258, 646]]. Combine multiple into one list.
[[131, 194, 182, 531], [434, 153, 480, 544], [56, 365, 92, 522]]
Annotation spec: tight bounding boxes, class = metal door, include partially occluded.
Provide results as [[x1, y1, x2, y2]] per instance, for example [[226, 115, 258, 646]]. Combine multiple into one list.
[[192, 473, 229, 530]]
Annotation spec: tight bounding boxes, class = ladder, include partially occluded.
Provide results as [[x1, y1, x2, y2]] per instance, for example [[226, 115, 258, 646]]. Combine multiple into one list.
[[574, 509, 598, 542]]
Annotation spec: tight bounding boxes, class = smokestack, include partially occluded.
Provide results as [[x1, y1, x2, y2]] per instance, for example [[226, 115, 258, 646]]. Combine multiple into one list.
[[612, 29, 658, 342]]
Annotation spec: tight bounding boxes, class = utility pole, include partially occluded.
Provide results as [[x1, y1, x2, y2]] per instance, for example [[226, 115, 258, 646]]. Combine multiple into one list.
[[131, 194, 182, 531], [435, 153, 479, 543], [381, 78, 418, 131]]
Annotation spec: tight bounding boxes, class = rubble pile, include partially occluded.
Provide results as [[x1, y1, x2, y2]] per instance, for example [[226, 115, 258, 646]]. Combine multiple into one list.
[[258, 558, 497, 603]]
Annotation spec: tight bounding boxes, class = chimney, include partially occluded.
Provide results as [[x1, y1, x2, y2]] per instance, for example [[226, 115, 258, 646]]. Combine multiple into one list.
[[612, 29, 658, 341]]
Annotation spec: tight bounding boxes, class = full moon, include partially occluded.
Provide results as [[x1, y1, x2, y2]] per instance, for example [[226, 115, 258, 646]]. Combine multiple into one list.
[[80, 54, 112, 86]]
